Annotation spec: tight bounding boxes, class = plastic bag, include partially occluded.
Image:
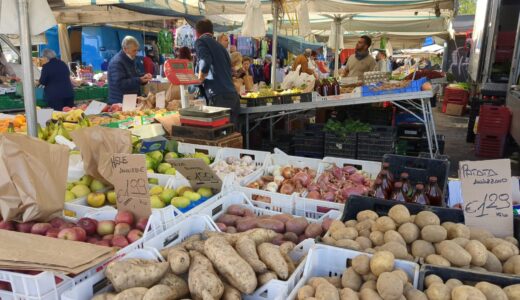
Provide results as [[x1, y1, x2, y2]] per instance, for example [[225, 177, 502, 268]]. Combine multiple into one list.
[[241, 0, 266, 38], [281, 65, 301, 90]]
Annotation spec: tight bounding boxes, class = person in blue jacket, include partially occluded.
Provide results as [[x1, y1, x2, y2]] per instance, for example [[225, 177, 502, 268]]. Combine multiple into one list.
[[39, 49, 74, 111], [107, 36, 152, 104]]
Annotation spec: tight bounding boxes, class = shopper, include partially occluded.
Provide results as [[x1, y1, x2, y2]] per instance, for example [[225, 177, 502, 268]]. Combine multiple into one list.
[[143, 50, 156, 75], [38, 49, 74, 111], [218, 34, 230, 51], [194, 19, 240, 127], [292, 48, 314, 75], [107, 36, 152, 104], [263, 55, 272, 85], [376, 51, 390, 72], [341, 35, 376, 79]]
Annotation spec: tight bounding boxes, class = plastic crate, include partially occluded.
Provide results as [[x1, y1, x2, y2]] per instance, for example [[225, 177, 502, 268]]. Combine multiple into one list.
[[477, 105, 511, 135], [287, 244, 420, 300], [324, 133, 357, 159], [319, 156, 381, 179], [292, 130, 325, 158], [362, 77, 428, 97], [475, 133, 507, 158], [177, 141, 221, 158], [212, 147, 271, 183], [443, 87, 469, 105], [280, 92, 312, 103], [397, 123, 425, 138], [357, 126, 396, 161]]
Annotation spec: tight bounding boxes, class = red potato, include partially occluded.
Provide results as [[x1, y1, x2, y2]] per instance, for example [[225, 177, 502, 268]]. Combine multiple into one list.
[[283, 232, 299, 243], [305, 223, 323, 238], [256, 219, 285, 233], [285, 217, 309, 235], [236, 218, 258, 232], [271, 234, 285, 245], [226, 226, 237, 234], [322, 217, 334, 232], [271, 214, 294, 223], [216, 222, 227, 232], [298, 234, 307, 243], [227, 204, 248, 216], [216, 214, 242, 227]]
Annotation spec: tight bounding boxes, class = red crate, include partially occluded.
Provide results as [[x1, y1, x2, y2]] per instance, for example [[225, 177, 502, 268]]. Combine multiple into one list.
[[495, 49, 514, 63], [477, 105, 511, 135], [475, 134, 507, 158], [497, 31, 516, 48], [443, 87, 469, 105]]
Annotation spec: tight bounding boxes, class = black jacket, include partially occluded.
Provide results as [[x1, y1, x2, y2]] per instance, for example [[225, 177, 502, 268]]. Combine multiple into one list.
[[108, 51, 142, 103]]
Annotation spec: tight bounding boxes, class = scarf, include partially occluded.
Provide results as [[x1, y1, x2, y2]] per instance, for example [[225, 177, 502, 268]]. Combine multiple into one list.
[[355, 50, 369, 60]]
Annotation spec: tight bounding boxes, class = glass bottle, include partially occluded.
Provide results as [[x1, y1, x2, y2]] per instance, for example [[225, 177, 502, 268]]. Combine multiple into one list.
[[371, 178, 386, 199], [332, 78, 340, 95], [400, 172, 414, 202], [314, 79, 322, 95], [390, 182, 407, 202], [321, 79, 330, 96], [379, 170, 393, 199], [426, 176, 443, 206], [378, 162, 394, 182], [412, 183, 430, 205]]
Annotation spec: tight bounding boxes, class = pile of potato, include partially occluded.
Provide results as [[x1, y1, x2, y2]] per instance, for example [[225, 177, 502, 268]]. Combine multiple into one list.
[[424, 274, 520, 300], [295, 251, 424, 300], [92, 228, 303, 300], [322, 204, 520, 275]]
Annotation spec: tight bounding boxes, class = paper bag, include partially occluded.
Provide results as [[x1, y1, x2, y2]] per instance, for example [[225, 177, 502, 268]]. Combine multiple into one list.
[[70, 127, 132, 184], [165, 84, 181, 102], [155, 113, 180, 136], [0, 134, 68, 222], [244, 75, 254, 92]]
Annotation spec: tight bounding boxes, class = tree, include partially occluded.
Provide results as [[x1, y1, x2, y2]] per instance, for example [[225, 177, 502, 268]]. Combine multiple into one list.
[[458, 0, 477, 15]]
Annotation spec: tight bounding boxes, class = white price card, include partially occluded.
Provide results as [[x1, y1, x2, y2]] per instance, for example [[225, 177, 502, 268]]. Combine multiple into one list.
[[122, 94, 137, 112], [459, 159, 513, 237], [36, 109, 53, 128], [84, 100, 107, 115], [156, 91, 165, 109]]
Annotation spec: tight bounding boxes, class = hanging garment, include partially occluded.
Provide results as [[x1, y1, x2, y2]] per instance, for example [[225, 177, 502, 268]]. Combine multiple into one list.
[[297, 0, 312, 37], [260, 40, 268, 58], [241, 0, 266, 38], [158, 29, 173, 55], [175, 24, 196, 48]]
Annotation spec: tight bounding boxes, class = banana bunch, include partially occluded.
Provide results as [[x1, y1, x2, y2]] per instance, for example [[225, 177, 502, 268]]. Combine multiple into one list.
[[40, 119, 72, 143], [52, 109, 84, 123]]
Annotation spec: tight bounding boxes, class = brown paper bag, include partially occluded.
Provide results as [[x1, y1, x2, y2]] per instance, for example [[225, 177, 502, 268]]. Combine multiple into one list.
[[244, 75, 254, 91], [0, 134, 68, 222], [70, 127, 132, 184], [165, 84, 181, 102], [155, 114, 180, 136]]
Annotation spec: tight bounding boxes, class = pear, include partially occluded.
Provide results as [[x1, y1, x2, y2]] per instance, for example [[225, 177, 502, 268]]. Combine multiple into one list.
[[90, 179, 106, 192], [176, 186, 193, 196], [64, 190, 76, 202], [106, 190, 117, 205], [172, 196, 190, 208], [149, 185, 163, 196], [159, 188, 176, 205], [164, 168, 176, 175], [157, 162, 173, 174], [79, 175, 93, 186], [148, 178, 159, 185], [70, 184, 90, 198], [184, 191, 201, 202], [164, 152, 179, 161], [150, 195, 165, 208], [197, 187, 213, 198]]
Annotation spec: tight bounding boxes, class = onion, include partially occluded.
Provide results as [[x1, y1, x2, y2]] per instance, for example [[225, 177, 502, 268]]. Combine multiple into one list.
[[340, 185, 366, 199], [307, 183, 320, 192], [261, 175, 274, 182], [349, 173, 365, 185], [307, 168, 317, 178], [307, 190, 321, 200], [274, 175, 285, 186], [293, 171, 311, 187], [266, 182, 278, 192], [281, 167, 294, 179], [323, 191, 335, 202], [331, 167, 344, 180], [280, 181, 295, 194], [343, 165, 358, 175], [247, 182, 260, 189]]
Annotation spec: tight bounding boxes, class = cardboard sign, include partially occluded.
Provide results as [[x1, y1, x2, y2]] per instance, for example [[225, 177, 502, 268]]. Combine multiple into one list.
[[166, 158, 222, 191], [107, 153, 151, 219], [156, 91, 165, 109], [122, 94, 137, 112], [36, 109, 53, 128], [459, 159, 513, 237], [84, 100, 107, 115]]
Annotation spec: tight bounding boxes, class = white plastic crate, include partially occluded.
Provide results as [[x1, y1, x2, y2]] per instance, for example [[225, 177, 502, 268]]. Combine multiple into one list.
[[321, 156, 382, 179], [176, 142, 221, 158], [211, 148, 271, 185], [287, 244, 421, 300], [237, 185, 294, 214], [292, 195, 344, 221], [60, 249, 161, 300]]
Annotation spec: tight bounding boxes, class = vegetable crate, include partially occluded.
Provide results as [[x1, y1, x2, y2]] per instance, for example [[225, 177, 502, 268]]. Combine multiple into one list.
[[324, 133, 357, 159], [362, 77, 428, 97], [292, 130, 325, 159], [319, 156, 382, 179], [177, 142, 221, 158], [212, 147, 271, 185], [286, 244, 421, 300], [475, 133, 507, 158], [477, 105, 511, 135], [357, 125, 396, 161]]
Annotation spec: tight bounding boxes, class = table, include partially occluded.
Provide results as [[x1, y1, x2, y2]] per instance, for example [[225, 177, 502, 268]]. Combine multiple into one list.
[[240, 90, 440, 158]]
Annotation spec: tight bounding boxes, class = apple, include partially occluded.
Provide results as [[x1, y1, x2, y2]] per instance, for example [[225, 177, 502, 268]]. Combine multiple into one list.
[[46, 228, 60, 238], [102, 234, 114, 241], [77, 218, 98, 235], [106, 190, 117, 205], [87, 236, 100, 244], [135, 217, 148, 231], [127, 229, 143, 243], [115, 211, 134, 226], [95, 240, 111, 247], [0, 220, 14, 231], [97, 220, 115, 236], [58, 228, 78, 241], [16, 222, 35, 233], [62, 106, 72, 112], [31, 223, 52, 235], [59, 222, 75, 230], [90, 179, 106, 193], [49, 218, 67, 228], [73, 227, 87, 242], [111, 235, 129, 248], [114, 223, 131, 236]]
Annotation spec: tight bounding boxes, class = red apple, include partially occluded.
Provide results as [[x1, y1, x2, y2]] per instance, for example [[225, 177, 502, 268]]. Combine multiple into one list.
[[58, 222, 74, 230], [97, 220, 115, 236], [50, 218, 67, 228], [0, 220, 14, 231], [31, 223, 52, 235], [111, 235, 129, 248], [127, 229, 143, 243], [73, 227, 87, 242], [101, 105, 110, 112], [87, 236, 100, 244], [45, 228, 60, 238], [114, 223, 131, 236], [95, 240, 111, 247], [135, 217, 148, 231], [102, 234, 114, 241], [62, 106, 72, 112], [77, 218, 98, 235], [115, 211, 134, 226], [16, 222, 35, 233], [58, 228, 78, 241]]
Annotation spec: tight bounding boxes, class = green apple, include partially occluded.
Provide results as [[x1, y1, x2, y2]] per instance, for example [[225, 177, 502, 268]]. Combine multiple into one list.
[[147, 150, 163, 164], [90, 179, 106, 192], [66, 182, 75, 190], [64, 190, 76, 202], [79, 175, 93, 186], [164, 168, 176, 175], [131, 135, 140, 145], [147, 169, 155, 174], [171, 196, 190, 208], [164, 152, 179, 161], [176, 186, 193, 196], [197, 187, 213, 198], [106, 190, 117, 205], [157, 162, 173, 174], [159, 188, 176, 204], [145, 156, 156, 170], [70, 184, 90, 198], [149, 185, 163, 196], [148, 178, 159, 185], [184, 191, 201, 202], [150, 195, 165, 208]]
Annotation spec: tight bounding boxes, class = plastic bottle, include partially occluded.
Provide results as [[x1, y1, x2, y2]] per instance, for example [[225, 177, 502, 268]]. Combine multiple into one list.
[[371, 178, 386, 199], [412, 183, 430, 205], [426, 176, 443, 206], [400, 172, 414, 202], [390, 182, 407, 202], [379, 170, 393, 199]]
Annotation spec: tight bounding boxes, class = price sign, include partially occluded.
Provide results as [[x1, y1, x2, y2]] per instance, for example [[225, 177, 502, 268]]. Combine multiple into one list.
[[166, 158, 222, 191], [156, 91, 165, 109], [122, 94, 137, 112], [459, 159, 513, 237], [108, 153, 151, 219], [84, 100, 107, 115]]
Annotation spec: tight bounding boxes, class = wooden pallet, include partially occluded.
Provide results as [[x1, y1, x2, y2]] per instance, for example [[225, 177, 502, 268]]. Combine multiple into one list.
[[172, 123, 235, 140], [173, 132, 243, 148]]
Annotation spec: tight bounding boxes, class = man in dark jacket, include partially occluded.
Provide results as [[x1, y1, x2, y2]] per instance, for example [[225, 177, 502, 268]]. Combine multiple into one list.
[[39, 49, 74, 111], [108, 36, 152, 104], [194, 19, 240, 127]]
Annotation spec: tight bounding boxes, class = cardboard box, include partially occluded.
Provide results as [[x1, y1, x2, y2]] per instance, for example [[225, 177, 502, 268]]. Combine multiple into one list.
[[445, 103, 464, 116]]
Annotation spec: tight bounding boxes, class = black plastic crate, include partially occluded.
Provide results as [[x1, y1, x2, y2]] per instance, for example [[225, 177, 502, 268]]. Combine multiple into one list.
[[398, 135, 445, 156], [281, 92, 312, 103], [293, 149, 324, 158], [363, 106, 394, 126], [397, 123, 425, 138], [418, 265, 520, 291], [357, 125, 396, 144], [324, 133, 357, 158]]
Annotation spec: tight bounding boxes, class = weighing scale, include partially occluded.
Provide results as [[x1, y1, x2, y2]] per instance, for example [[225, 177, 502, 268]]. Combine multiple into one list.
[[164, 59, 201, 108]]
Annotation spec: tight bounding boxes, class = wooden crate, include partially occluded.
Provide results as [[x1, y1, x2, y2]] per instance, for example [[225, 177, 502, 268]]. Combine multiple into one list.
[[173, 132, 243, 148]]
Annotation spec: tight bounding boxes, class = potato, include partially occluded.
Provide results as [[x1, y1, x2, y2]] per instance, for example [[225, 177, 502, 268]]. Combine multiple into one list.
[[168, 248, 190, 275], [425, 282, 450, 300], [235, 235, 268, 274], [92, 293, 116, 300], [271, 213, 293, 223], [351, 255, 370, 276], [377, 272, 404, 300], [321, 217, 334, 232], [447, 224, 471, 240], [222, 282, 242, 300], [305, 223, 324, 238], [345, 220, 358, 227], [503, 255, 520, 274], [421, 225, 447, 243], [335, 239, 361, 250], [113, 287, 148, 300], [227, 204, 248, 216], [356, 219, 375, 232], [437, 240, 472, 267], [506, 236, 519, 247], [282, 232, 298, 243], [425, 254, 451, 267], [464, 240, 488, 267], [322, 235, 336, 245], [315, 282, 340, 300], [370, 231, 385, 247], [384, 230, 406, 246], [403, 282, 414, 294], [414, 211, 440, 229], [257, 271, 277, 286], [492, 243, 516, 261], [326, 276, 342, 288], [357, 210, 379, 222], [339, 288, 359, 300], [451, 238, 469, 248], [258, 243, 289, 280], [341, 268, 362, 291], [370, 251, 395, 276], [356, 236, 372, 250], [504, 284, 520, 300], [470, 266, 487, 272], [469, 227, 494, 243], [256, 219, 285, 233], [285, 217, 309, 235], [216, 222, 227, 231], [159, 273, 189, 299], [424, 275, 443, 288], [362, 273, 378, 282], [106, 259, 169, 292], [483, 250, 503, 273], [329, 220, 346, 233], [378, 241, 409, 260], [445, 278, 463, 292], [391, 269, 409, 285], [236, 218, 258, 232], [188, 251, 225, 300], [398, 223, 420, 244], [405, 289, 428, 300], [297, 285, 315, 300], [143, 285, 175, 300], [365, 248, 376, 254], [375, 216, 396, 232], [475, 282, 508, 300], [441, 221, 456, 232], [359, 288, 383, 300], [204, 236, 257, 294], [359, 229, 371, 238], [361, 280, 377, 291], [331, 227, 359, 240], [484, 238, 505, 250], [411, 240, 435, 258], [308, 277, 330, 289], [451, 285, 486, 300], [388, 204, 411, 225], [217, 214, 242, 226], [226, 226, 237, 234]]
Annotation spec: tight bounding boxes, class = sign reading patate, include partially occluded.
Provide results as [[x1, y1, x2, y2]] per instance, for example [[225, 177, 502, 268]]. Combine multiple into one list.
[[109, 153, 151, 219], [459, 159, 513, 237]]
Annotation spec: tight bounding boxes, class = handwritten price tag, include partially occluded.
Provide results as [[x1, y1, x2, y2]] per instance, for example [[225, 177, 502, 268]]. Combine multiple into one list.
[[166, 158, 222, 191], [459, 159, 513, 237], [109, 153, 151, 219]]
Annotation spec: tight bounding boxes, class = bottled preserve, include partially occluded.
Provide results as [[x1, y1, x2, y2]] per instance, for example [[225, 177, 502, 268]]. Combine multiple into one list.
[[379, 170, 393, 199], [371, 178, 386, 199], [426, 176, 443, 206], [390, 181, 407, 202], [412, 183, 429, 205], [331, 78, 340, 95], [378, 162, 394, 182], [400, 172, 414, 202]]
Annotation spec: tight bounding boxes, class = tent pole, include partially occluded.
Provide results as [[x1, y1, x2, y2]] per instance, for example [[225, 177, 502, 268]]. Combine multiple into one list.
[[18, 0, 37, 137], [334, 18, 340, 77], [270, 3, 279, 91]]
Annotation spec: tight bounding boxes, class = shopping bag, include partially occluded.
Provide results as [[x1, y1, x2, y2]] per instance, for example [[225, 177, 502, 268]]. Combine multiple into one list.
[[281, 65, 301, 90], [165, 84, 181, 102]]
